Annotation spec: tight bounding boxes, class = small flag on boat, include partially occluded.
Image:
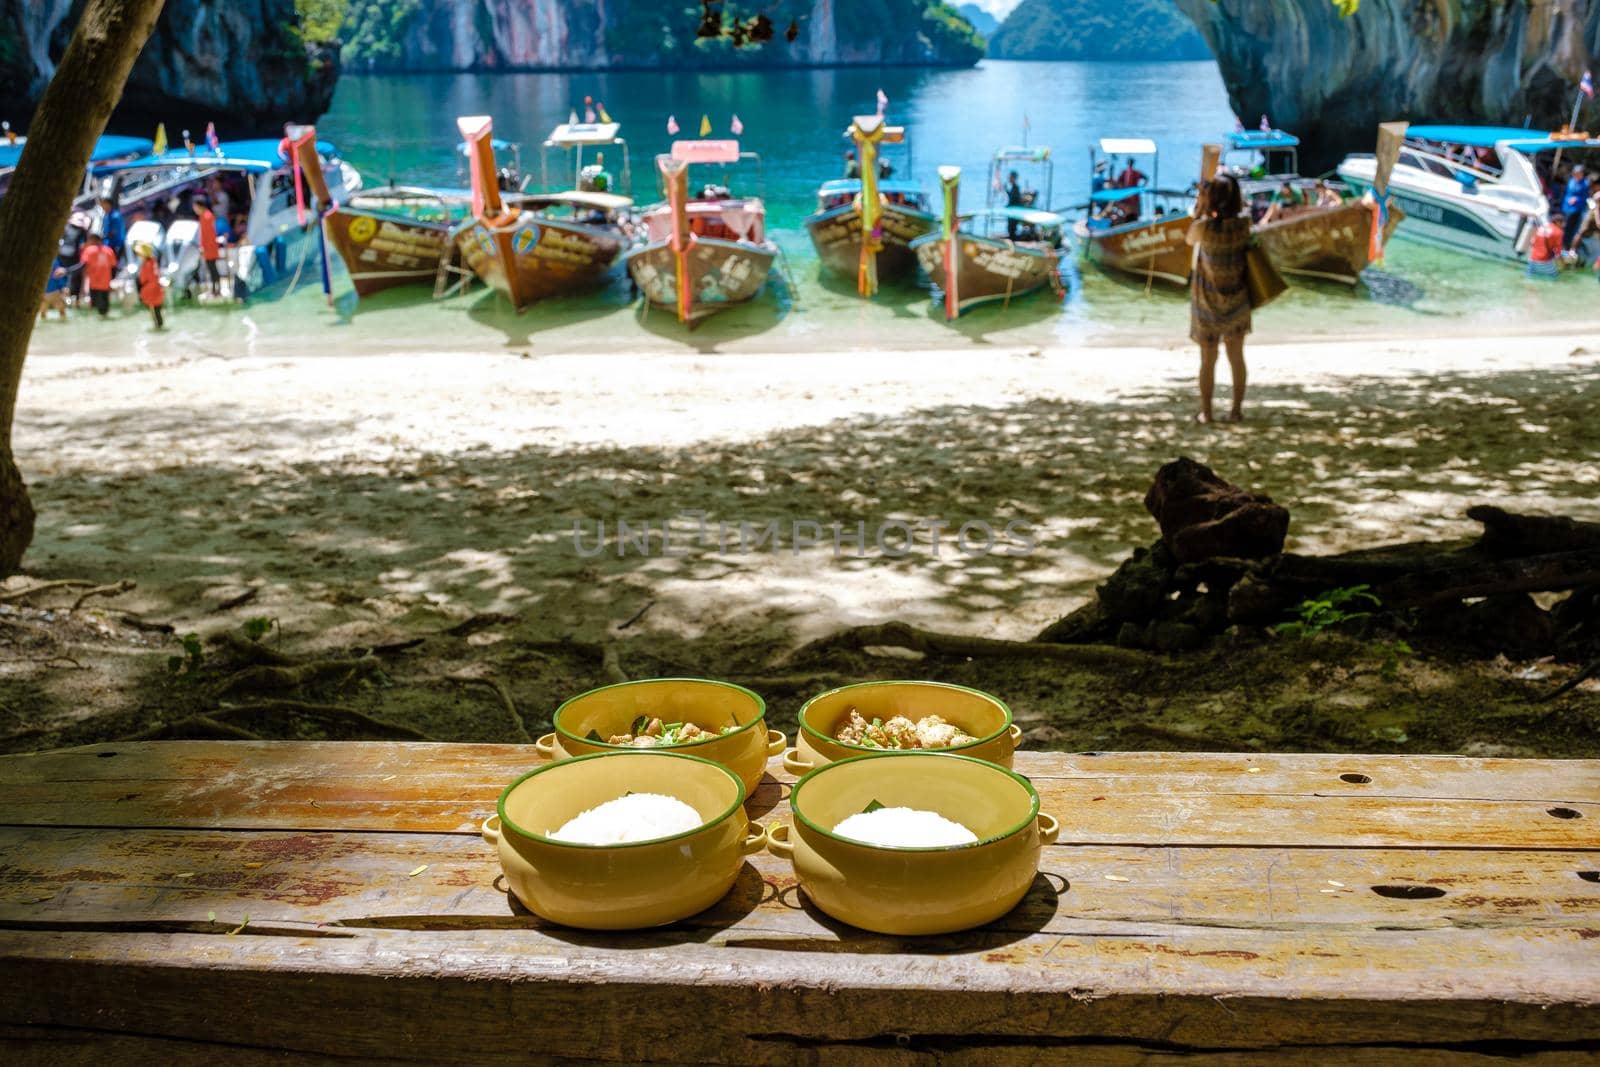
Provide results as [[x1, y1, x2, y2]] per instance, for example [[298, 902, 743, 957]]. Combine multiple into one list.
[[699, 114, 712, 137], [1023, 113, 1031, 133], [876, 89, 888, 115], [667, 114, 679, 135], [182, 129, 194, 154], [569, 109, 579, 125], [1, 121, 12, 146], [205, 121, 220, 154], [1582, 70, 1595, 99], [1234, 118, 1245, 133], [584, 96, 596, 123], [598, 102, 612, 123], [152, 122, 167, 155], [731, 114, 744, 135], [1259, 114, 1271, 132]]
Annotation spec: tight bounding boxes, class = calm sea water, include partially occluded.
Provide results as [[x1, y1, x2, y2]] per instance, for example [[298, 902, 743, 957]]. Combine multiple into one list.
[[39, 61, 1600, 356]]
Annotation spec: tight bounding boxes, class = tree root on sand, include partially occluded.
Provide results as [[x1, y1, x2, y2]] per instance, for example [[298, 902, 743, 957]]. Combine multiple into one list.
[[0, 579, 97, 603], [69, 579, 135, 612], [448, 674, 531, 742], [784, 621, 1152, 670], [212, 700, 431, 740], [214, 657, 380, 697]]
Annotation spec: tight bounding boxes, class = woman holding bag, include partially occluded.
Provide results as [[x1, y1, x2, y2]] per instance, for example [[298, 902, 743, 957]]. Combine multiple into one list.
[[1186, 173, 1252, 424]]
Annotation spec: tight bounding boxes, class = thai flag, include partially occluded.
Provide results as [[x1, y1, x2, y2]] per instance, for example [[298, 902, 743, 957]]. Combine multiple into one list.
[[1259, 114, 1271, 132], [876, 89, 888, 116], [667, 115, 679, 135], [205, 121, 220, 154], [584, 96, 596, 123], [1582, 70, 1595, 99]]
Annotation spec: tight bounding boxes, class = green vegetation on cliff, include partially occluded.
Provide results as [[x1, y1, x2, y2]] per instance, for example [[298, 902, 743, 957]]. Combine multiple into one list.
[[988, 0, 1211, 61], [338, 2, 983, 71]]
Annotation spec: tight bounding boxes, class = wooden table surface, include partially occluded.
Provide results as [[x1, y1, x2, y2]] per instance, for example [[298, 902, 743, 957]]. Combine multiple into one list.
[[1, 742, 1597, 1065]]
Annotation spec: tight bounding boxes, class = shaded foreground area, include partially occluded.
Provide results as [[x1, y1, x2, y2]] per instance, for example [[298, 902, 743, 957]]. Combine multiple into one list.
[[4, 346, 1599, 756]]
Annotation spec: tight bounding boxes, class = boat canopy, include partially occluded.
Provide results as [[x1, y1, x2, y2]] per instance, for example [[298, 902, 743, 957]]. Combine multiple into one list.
[[545, 122, 621, 146], [0, 133, 152, 171], [1099, 137, 1157, 156], [994, 146, 1050, 162], [982, 206, 1062, 226], [524, 190, 633, 211], [1227, 130, 1299, 151], [95, 138, 336, 175], [1090, 184, 1147, 203], [1407, 124, 1600, 153], [670, 139, 741, 164], [817, 178, 925, 198]]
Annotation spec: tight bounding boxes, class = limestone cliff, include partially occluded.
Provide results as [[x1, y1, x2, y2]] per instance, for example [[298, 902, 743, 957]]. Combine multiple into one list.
[[0, 0, 339, 135], [1175, 0, 1600, 170], [340, 0, 984, 71]]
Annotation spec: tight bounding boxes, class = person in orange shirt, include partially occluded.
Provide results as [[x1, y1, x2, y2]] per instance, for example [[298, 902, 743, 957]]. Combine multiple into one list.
[[78, 232, 117, 316], [195, 194, 223, 297], [136, 243, 165, 329], [1527, 213, 1564, 280]]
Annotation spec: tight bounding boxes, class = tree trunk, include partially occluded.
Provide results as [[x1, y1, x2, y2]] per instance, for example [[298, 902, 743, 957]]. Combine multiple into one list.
[[0, 0, 167, 575]]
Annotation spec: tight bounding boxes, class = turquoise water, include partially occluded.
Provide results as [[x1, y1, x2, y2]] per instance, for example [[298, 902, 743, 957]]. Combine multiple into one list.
[[35, 61, 1600, 356]]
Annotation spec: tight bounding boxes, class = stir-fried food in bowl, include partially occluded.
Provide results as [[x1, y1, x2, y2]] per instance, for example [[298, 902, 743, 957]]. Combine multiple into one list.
[[834, 709, 976, 750], [598, 715, 742, 747]]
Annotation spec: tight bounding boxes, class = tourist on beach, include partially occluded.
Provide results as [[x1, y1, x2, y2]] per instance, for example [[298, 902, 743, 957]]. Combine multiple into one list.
[[78, 232, 116, 317], [1561, 165, 1590, 250], [93, 195, 126, 262], [136, 243, 164, 330], [195, 195, 223, 297], [1527, 213, 1564, 280], [1186, 173, 1251, 424]]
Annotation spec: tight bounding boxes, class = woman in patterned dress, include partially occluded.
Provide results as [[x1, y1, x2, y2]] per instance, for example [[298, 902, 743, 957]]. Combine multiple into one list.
[[1186, 174, 1251, 423]]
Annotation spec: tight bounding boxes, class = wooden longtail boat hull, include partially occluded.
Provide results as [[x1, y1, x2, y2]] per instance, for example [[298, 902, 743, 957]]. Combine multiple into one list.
[[625, 237, 776, 322], [324, 208, 450, 297], [1254, 199, 1407, 285], [456, 215, 625, 312], [911, 233, 1063, 314], [804, 200, 937, 281], [1075, 214, 1193, 286]]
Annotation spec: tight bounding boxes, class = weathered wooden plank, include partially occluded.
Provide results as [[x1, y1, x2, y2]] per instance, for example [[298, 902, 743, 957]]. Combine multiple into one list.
[[0, 928, 1595, 1063], [6, 742, 1597, 803], [2, 828, 1596, 935], [2, 1025, 1595, 1067]]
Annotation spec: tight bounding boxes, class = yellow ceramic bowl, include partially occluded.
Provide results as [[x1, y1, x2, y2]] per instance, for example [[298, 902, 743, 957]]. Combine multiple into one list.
[[767, 753, 1059, 935], [535, 678, 785, 794], [784, 680, 1022, 776], [482, 750, 765, 930]]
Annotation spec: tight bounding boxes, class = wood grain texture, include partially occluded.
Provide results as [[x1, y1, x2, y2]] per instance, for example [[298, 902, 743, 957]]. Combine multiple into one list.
[[0, 741, 1596, 1061]]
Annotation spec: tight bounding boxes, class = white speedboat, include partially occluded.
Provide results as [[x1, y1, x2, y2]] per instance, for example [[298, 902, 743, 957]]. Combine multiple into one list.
[[1337, 124, 1600, 262]]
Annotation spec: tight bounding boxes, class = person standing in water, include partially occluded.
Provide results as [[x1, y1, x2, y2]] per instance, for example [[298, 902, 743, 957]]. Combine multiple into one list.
[[1186, 173, 1251, 424], [78, 232, 117, 318], [136, 243, 165, 330], [195, 195, 223, 297]]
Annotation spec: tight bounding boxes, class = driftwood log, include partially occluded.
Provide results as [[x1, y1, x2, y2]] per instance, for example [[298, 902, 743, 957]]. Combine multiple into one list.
[[1038, 460, 1600, 660]]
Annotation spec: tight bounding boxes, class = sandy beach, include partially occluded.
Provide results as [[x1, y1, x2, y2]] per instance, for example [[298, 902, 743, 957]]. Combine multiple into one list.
[[6, 319, 1600, 753]]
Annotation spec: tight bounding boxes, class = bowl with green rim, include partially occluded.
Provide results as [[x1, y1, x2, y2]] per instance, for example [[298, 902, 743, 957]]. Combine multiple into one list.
[[482, 749, 766, 929], [783, 679, 1022, 776], [535, 678, 785, 793], [765, 752, 1058, 935]]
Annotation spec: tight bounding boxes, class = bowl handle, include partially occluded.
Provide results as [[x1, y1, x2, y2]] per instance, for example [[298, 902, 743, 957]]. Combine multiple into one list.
[[1037, 812, 1059, 847], [765, 728, 787, 757], [1007, 723, 1024, 750], [765, 821, 795, 859], [741, 824, 768, 855], [781, 749, 813, 776], [481, 813, 502, 847], [534, 733, 557, 759]]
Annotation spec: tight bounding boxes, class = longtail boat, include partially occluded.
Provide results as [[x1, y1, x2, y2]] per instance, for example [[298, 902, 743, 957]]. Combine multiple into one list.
[[291, 130, 465, 299], [1073, 137, 1194, 286], [1229, 127, 1405, 284], [910, 162, 1067, 319], [624, 138, 777, 324], [802, 113, 936, 294], [453, 115, 632, 312]]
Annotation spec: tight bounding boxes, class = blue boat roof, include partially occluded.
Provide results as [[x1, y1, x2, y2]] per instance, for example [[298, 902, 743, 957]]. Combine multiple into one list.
[[94, 138, 337, 175], [1227, 130, 1299, 150], [817, 178, 925, 196], [980, 206, 1063, 225], [457, 138, 516, 155], [1090, 184, 1147, 202], [1407, 125, 1548, 148], [0, 133, 153, 171]]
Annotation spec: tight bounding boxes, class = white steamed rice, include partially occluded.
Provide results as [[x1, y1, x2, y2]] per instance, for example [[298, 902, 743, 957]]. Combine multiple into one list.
[[831, 807, 978, 848], [549, 792, 703, 845]]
